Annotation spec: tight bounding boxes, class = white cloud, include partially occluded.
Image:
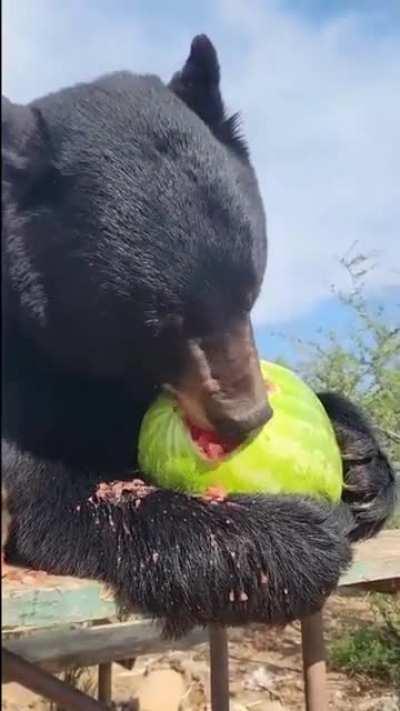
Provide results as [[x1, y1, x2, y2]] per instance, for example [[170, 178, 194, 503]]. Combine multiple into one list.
[[2, 0, 188, 100], [215, 0, 400, 324], [3, 0, 399, 325]]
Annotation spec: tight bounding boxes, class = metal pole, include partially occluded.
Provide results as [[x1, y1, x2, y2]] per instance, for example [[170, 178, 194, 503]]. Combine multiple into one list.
[[98, 662, 112, 704], [208, 624, 230, 711], [301, 611, 328, 711], [2, 649, 107, 711]]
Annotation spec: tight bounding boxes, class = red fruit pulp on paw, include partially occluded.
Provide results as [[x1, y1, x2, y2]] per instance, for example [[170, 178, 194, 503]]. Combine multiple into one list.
[[187, 422, 238, 460]]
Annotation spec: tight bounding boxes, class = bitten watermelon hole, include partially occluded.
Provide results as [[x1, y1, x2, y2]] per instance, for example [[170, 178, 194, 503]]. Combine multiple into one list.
[[186, 376, 277, 461], [186, 420, 239, 461]]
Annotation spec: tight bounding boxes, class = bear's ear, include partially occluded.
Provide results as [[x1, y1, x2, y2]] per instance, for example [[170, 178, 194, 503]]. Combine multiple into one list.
[[2, 97, 51, 196], [169, 35, 249, 160]]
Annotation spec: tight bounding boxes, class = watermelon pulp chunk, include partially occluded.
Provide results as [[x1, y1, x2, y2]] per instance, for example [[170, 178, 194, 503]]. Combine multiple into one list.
[[186, 379, 278, 461], [186, 421, 239, 460]]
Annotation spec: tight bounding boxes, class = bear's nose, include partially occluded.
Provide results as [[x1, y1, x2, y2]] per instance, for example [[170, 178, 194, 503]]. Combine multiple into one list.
[[168, 316, 271, 441], [207, 400, 273, 443]]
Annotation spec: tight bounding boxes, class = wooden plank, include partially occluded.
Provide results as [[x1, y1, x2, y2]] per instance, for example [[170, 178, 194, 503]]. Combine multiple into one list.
[[339, 530, 400, 588], [350, 530, 400, 564], [2, 621, 207, 674], [2, 573, 118, 629], [339, 559, 400, 587], [349, 579, 400, 594], [3, 650, 107, 710]]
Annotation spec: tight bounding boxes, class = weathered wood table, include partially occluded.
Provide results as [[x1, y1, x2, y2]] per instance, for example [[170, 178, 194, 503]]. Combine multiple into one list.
[[2, 530, 399, 710]]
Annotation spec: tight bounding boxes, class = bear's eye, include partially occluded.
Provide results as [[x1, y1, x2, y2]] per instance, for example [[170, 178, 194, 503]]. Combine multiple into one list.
[[238, 291, 256, 314]]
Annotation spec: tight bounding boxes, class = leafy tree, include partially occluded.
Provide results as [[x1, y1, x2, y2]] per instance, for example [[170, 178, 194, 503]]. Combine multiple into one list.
[[283, 250, 399, 523]]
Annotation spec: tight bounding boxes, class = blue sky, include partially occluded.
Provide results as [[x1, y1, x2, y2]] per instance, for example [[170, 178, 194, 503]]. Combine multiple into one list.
[[3, 0, 399, 358], [257, 284, 400, 360]]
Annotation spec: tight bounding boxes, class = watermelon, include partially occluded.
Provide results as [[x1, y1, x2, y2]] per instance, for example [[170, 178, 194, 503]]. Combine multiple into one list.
[[138, 361, 343, 502]]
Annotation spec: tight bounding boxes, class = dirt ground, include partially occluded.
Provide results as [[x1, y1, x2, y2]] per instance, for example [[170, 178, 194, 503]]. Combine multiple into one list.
[[2, 592, 399, 711]]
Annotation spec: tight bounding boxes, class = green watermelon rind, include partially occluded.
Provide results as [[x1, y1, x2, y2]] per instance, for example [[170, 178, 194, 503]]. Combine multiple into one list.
[[138, 361, 343, 502]]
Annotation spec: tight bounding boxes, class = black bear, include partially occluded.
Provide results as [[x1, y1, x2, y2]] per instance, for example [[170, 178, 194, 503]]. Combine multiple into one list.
[[2, 36, 395, 636]]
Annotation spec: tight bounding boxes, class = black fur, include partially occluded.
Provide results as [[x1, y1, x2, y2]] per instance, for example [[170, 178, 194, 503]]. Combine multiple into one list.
[[2, 36, 395, 637], [3, 441, 352, 637], [317, 393, 397, 541], [169, 35, 249, 159]]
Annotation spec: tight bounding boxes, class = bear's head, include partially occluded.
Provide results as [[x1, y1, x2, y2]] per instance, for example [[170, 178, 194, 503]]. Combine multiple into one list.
[[2, 36, 270, 441]]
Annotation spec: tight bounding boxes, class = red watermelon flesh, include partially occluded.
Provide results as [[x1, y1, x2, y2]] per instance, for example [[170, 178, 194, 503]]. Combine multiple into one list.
[[185, 381, 276, 461], [187, 421, 238, 460]]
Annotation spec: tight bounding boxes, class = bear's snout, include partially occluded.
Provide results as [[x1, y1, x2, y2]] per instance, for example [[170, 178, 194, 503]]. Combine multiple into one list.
[[167, 318, 272, 441]]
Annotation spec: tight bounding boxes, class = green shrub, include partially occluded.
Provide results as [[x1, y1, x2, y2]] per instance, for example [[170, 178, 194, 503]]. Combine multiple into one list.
[[329, 595, 400, 687]]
